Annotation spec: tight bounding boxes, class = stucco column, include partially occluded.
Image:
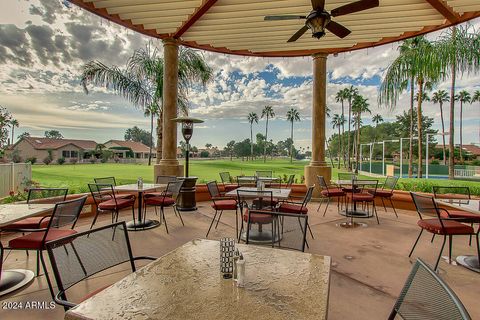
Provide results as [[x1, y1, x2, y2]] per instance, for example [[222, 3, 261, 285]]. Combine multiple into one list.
[[305, 53, 331, 198], [154, 38, 183, 178]]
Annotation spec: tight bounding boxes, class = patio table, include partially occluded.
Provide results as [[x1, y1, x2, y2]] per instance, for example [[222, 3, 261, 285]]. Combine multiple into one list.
[[332, 179, 378, 228], [435, 198, 480, 273], [114, 183, 167, 231], [0, 203, 55, 296], [64, 239, 331, 320]]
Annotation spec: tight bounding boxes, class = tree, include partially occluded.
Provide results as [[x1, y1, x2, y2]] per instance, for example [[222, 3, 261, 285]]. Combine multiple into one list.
[[247, 112, 259, 161], [17, 132, 30, 140], [345, 86, 358, 171], [205, 143, 212, 148], [261, 105, 275, 162], [144, 104, 159, 166], [286, 108, 300, 163], [433, 25, 480, 178], [0, 106, 12, 149], [352, 95, 371, 173], [81, 44, 213, 163], [431, 90, 449, 164], [224, 140, 235, 160], [9, 119, 18, 145], [372, 114, 383, 142], [455, 90, 471, 163], [124, 126, 152, 146], [331, 114, 345, 169], [335, 88, 349, 167], [44, 130, 63, 139], [473, 90, 480, 143]]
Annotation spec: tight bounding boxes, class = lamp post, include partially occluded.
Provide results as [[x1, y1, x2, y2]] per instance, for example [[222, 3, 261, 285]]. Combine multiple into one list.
[[172, 116, 204, 211], [382, 140, 399, 176], [426, 132, 449, 179], [399, 137, 417, 177]]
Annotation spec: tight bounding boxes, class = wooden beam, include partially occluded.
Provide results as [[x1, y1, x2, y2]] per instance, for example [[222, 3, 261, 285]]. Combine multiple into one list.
[[173, 0, 217, 39], [424, 0, 460, 23]]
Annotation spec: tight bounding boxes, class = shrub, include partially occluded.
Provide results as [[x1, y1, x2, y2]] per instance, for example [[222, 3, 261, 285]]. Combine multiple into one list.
[[200, 151, 209, 158], [10, 149, 22, 163], [471, 159, 480, 166], [69, 158, 78, 164], [89, 158, 96, 164], [57, 157, 66, 165], [43, 156, 52, 165], [430, 159, 440, 165], [26, 157, 37, 164]]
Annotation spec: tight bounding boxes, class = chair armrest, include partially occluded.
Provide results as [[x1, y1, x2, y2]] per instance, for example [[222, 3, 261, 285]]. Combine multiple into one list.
[[54, 292, 76, 309], [133, 256, 157, 261], [282, 200, 303, 205], [212, 196, 237, 201], [9, 227, 48, 233]]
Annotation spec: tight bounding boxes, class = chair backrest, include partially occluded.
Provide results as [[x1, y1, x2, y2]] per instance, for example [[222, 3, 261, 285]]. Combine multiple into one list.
[[156, 175, 177, 184], [236, 189, 273, 211], [410, 192, 442, 221], [94, 177, 117, 186], [206, 181, 221, 198], [389, 258, 471, 320], [317, 175, 329, 191], [301, 185, 315, 209], [219, 172, 231, 184], [355, 179, 378, 193], [383, 176, 399, 191], [165, 180, 184, 199], [237, 176, 256, 187], [256, 170, 273, 178], [45, 222, 135, 308], [47, 196, 86, 231], [88, 183, 116, 207], [338, 172, 356, 181], [433, 186, 471, 200], [286, 174, 295, 188], [274, 211, 308, 252], [27, 188, 68, 204]]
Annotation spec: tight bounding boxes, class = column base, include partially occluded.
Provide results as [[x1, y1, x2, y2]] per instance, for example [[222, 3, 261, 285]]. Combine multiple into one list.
[[305, 164, 332, 199], [154, 162, 184, 179]]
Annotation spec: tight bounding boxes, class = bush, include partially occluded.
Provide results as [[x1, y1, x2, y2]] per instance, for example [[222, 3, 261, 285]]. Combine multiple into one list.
[[471, 159, 480, 166], [43, 156, 52, 165], [10, 149, 22, 163], [57, 157, 66, 165], [69, 158, 78, 164], [430, 159, 440, 165], [89, 158, 96, 164], [200, 151, 209, 158], [26, 157, 37, 164]]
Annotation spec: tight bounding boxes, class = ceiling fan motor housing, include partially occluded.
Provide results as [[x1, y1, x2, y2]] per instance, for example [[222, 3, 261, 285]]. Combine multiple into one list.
[[306, 10, 331, 39]]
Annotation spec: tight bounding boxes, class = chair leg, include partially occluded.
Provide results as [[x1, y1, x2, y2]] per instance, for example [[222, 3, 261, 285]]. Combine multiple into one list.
[[389, 198, 398, 218], [90, 209, 101, 229], [323, 198, 331, 217], [475, 232, 480, 266], [434, 235, 447, 271], [468, 223, 473, 246], [307, 222, 314, 239], [316, 198, 323, 212], [206, 210, 218, 238], [36, 251, 40, 276], [39, 250, 55, 300], [235, 209, 239, 241], [161, 207, 169, 234], [381, 198, 387, 212], [215, 210, 224, 229], [174, 206, 185, 226], [431, 234, 436, 243], [373, 202, 380, 225], [409, 229, 423, 257], [448, 235, 453, 264]]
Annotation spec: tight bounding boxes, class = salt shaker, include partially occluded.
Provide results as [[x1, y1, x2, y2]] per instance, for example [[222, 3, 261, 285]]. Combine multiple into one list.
[[137, 177, 143, 189], [233, 249, 240, 280], [235, 253, 245, 287]]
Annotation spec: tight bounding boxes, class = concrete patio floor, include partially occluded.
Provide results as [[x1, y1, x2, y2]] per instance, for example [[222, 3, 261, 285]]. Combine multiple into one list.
[[1, 201, 479, 320]]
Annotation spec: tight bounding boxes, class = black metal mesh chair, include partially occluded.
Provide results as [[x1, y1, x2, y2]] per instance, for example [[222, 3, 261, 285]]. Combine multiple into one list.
[[94, 177, 134, 200], [389, 258, 471, 320], [317, 175, 345, 216], [338, 172, 356, 181], [256, 170, 273, 178], [237, 176, 256, 187], [237, 189, 275, 243], [369, 176, 399, 217], [219, 172, 232, 184], [206, 181, 238, 238], [45, 221, 156, 310], [285, 174, 295, 188], [274, 211, 308, 252], [156, 175, 177, 184], [3, 188, 68, 231]]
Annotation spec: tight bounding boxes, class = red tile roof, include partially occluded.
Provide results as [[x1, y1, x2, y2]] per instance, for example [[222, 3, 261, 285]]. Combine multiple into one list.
[[106, 140, 151, 153], [462, 144, 480, 156], [22, 137, 97, 150]]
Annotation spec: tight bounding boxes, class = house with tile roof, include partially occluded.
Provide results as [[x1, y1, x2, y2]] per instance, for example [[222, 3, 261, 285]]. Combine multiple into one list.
[[104, 140, 154, 160]]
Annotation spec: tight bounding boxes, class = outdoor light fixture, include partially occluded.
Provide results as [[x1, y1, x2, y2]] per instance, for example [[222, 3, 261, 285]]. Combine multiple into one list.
[[306, 11, 331, 39], [172, 116, 204, 177]]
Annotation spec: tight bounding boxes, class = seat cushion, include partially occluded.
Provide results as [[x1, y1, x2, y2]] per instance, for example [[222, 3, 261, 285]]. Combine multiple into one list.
[[98, 198, 135, 210], [417, 219, 474, 235], [368, 189, 392, 197], [116, 193, 136, 199], [440, 210, 480, 222], [351, 193, 374, 202], [9, 229, 77, 250], [278, 203, 308, 214], [321, 189, 345, 197], [144, 191, 173, 198], [243, 210, 273, 224], [253, 197, 279, 208], [144, 196, 175, 207], [3, 216, 51, 230], [212, 199, 237, 210]]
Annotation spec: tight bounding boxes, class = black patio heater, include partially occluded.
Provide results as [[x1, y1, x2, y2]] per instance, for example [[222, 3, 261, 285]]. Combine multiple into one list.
[[172, 116, 204, 211]]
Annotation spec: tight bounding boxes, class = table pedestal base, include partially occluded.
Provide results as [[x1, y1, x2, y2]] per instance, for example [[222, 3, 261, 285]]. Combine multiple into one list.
[[337, 221, 368, 228], [0, 269, 35, 296], [456, 255, 480, 273], [126, 219, 160, 231], [240, 230, 281, 244]]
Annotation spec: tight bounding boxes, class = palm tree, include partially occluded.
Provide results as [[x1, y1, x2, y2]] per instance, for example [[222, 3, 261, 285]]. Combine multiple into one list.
[[345, 86, 358, 171], [432, 90, 449, 164], [9, 118, 18, 145], [371, 114, 383, 146], [144, 104, 159, 166], [455, 90, 471, 163], [433, 25, 480, 179], [81, 44, 213, 163], [473, 90, 480, 143], [379, 36, 438, 178], [261, 105, 275, 162], [286, 108, 301, 163], [247, 112, 259, 160], [335, 88, 349, 167], [331, 114, 345, 169], [352, 95, 371, 173]]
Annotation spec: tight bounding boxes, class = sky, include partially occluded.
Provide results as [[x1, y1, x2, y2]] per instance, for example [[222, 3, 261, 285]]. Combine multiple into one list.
[[0, 0, 479, 150]]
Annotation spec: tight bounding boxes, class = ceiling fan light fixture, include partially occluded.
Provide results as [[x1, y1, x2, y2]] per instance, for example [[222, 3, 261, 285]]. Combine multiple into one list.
[[306, 11, 331, 39]]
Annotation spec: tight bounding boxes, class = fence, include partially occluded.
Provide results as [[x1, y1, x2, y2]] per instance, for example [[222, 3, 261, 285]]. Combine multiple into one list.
[[0, 163, 32, 198]]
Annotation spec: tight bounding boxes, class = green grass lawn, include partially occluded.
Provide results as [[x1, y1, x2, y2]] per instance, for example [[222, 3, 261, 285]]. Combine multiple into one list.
[[30, 159, 480, 195]]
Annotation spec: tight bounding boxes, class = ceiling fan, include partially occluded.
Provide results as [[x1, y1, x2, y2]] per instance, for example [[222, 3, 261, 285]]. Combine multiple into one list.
[[264, 0, 379, 42]]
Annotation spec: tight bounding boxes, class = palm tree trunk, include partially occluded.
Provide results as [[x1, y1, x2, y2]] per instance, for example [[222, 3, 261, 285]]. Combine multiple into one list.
[[347, 101, 352, 171], [290, 121, 294, 163], [460, 101, 463, 163], [408, 79, 414, 178], [448, 28, 457, 180], [250, 123, 254, 161], [439, 102, 447, 165], [148, 113, 154, 166], [341, 101, 346, 168], [355, 115, 361, 174], [11, 127, 14, 145], [263, 116, 268, 163], [156, 110, 163, 164], [337, 126, 341, 169], [417, 78, 424, 178]]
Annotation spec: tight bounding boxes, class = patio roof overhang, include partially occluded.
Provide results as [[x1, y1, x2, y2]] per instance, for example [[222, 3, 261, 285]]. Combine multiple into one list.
[[70, 0, 479, 57]]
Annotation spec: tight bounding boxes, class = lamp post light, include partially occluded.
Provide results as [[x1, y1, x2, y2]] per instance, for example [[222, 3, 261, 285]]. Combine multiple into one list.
[[399, 137, 418, 178], [426, 132, 449, 179], [172, 116, 204, 211], [382, 140, 399, 176]]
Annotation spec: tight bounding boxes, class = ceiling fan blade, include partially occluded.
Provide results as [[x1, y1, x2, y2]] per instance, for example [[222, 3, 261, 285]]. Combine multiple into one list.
[[331, 0, 379, 17], [311, 0, 325, 10], [264, 15, 306, 21], [325, 20, 351, 38], [287, 25, 309, 43]]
